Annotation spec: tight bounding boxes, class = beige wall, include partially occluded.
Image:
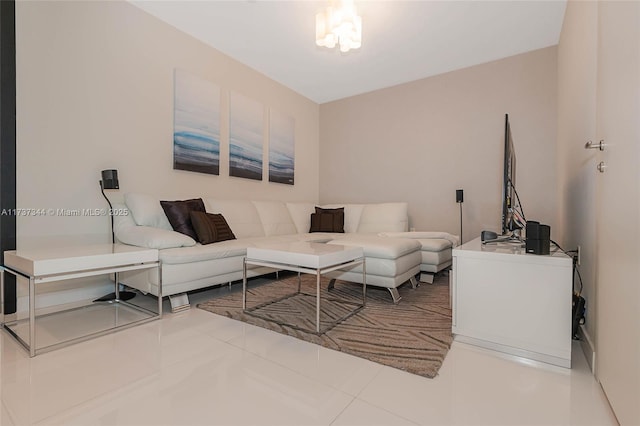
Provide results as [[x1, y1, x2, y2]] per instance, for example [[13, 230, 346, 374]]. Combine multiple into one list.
[[319, 47, 558, 243], [556, 1, 598, 346], [15, 1, 319, 246]]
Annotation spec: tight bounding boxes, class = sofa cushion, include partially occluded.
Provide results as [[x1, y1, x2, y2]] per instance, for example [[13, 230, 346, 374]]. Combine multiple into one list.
[[160, 198, 206, 240], [421, 248, 452, 266], [159, 235, 315, 265], [328, 234, 420, 259], [205, 199, 266, 239], [357, 203, 408, 233], [117, 225, 196, 249], [286, 202, 315, 234], [159, 239, 249, 264], [309, 211, 345, 233], [320, 204, 364, 233], [379, 231, 459, 247], [190, 211, 236, 244], [125, 193, 172, 230], [252, 200, 297, 236], [417, 238, 452, 252]]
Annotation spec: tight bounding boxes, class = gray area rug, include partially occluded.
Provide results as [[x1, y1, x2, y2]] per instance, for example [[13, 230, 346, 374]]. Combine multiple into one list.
[[198, 273, 453, 378]]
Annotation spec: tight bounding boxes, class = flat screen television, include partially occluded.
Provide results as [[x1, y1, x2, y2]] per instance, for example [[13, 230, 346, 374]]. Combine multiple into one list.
[[501, 114, 525, 237]]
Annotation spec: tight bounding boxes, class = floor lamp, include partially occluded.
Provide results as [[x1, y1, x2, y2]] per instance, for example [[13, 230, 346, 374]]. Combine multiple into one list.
[[456, 189, 464, 244], [94, 169, 136, 302]]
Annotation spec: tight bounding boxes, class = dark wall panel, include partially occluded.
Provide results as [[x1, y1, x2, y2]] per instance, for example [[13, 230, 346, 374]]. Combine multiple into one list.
[[1, 0, 17, 314]]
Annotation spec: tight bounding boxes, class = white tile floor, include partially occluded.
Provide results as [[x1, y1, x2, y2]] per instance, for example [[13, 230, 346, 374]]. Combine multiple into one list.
[[0, 285, 617, 426]]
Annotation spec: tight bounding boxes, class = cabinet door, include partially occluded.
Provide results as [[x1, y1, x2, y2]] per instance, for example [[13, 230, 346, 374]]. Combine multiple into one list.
[[595, 2, 640, 424]]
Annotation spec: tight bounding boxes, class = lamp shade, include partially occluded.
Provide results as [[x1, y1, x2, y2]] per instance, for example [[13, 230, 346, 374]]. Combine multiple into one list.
[[101, 169, 119, 189]]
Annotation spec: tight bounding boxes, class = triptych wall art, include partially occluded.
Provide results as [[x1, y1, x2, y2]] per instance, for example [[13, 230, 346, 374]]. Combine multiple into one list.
[[173, 69, 295, 185], [268, 109, 295, 185], [173, 69, 221, 175], [229, 92, 263, 181]]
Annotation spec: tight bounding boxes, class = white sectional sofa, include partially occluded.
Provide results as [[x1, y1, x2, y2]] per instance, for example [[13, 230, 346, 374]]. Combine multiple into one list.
[[113, 194, 456, 309]]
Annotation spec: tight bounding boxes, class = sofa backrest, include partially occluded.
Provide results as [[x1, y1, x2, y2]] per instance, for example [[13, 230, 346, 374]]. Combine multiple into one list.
[[319, 204, 365, 233], [123, 194, 409, 238], [204, 199, 265, 239], [286, 202, 315, 234], [251, 200, 298, 236]]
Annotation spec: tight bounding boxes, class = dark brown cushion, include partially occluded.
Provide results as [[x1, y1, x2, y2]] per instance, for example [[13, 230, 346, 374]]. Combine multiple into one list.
[[315, 206, 344, 215], [190, 211, 236, 244], [309, 211, 345, 233], [159, 198, 206, 240]]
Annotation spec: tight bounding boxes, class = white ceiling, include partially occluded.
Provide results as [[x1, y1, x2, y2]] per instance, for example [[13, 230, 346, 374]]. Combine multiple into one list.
[[130, 0, 567, 104]]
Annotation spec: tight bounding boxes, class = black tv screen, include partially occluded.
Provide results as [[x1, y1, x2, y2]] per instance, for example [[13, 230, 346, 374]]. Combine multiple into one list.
[[501, 114, 517, 235]]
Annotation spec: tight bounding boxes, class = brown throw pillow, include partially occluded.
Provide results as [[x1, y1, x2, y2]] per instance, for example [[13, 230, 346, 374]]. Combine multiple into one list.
[[159, 198, 206, 240], [190, 211, 236, 244], [315, 206, 344, 215], [309, 210, 345, 233]]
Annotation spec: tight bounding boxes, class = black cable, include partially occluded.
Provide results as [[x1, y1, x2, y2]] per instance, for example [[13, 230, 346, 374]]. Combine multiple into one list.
[[575, 266, 584, 294], [550, 241, 584, 293], [507, 177, 527, 223], [459, 202, 463, 244], [551, 239, 566, 254], [100, 181, 115, 244]]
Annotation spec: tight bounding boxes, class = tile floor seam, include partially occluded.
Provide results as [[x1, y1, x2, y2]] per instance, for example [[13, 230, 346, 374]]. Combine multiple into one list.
[[221, 324, 388, 398], [328, 394, 358, 426], [29, 369, 162, 426], [222, 332, 361, 395], [352, 397, 422, 426]]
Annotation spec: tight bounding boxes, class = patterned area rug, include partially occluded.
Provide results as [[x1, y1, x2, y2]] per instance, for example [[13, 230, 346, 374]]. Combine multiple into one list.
[[197, 273, 453, 378]]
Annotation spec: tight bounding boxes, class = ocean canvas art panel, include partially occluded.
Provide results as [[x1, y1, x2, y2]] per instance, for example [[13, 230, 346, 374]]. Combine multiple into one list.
[[173, 69, 220, 175], [229, 92, 263, 180], [269, 109, 295, 185]]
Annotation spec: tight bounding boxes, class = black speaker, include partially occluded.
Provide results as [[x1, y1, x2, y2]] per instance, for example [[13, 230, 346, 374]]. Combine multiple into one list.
[[525, 238, 550, 255], [456, 189, 464, 203], [526, 221, 549, 240], [101, 169, 119, 189], [525, 221, 550, 255]]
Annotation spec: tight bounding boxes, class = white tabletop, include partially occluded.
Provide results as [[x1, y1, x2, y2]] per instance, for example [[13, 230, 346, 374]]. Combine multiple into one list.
[[4, 244, 158, 277], [247, 241, 363, 269], [453, 237, 571, 266]]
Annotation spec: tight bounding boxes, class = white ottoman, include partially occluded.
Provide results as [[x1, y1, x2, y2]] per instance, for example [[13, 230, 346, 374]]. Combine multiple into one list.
[[417, 238, 453, 283], [325, 235, 422, 303], [378, 231, 458, 284]]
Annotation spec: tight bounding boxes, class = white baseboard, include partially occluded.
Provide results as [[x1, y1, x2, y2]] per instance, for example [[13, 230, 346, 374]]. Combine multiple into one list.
[[578, 324, 596, 375], [454, 334, 572, 368]]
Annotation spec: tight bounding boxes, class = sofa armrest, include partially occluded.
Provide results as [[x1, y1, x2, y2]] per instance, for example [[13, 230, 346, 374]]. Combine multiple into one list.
[[117, 225, 196, 249]]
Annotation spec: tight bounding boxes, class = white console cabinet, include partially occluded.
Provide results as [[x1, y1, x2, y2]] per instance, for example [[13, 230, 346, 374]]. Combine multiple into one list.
[[451, 237, 573, 368]]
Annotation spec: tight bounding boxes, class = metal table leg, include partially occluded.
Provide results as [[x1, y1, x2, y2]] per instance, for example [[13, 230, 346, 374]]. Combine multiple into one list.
[[242, 257, 247, 310], [316, 270, 321, 333]]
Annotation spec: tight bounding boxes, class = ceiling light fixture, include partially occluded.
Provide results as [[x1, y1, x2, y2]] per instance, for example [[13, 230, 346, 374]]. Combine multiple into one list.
[[315, 0, 362, 53]]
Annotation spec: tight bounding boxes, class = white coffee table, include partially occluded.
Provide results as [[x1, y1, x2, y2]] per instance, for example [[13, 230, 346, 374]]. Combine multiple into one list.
[[1, 243, 161, 356], [243, 242, 366, 334]]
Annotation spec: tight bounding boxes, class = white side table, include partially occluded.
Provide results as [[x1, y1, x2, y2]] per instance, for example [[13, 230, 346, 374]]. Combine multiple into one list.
[[452, 237, 572, 367], [1, 243, 161, 357]]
